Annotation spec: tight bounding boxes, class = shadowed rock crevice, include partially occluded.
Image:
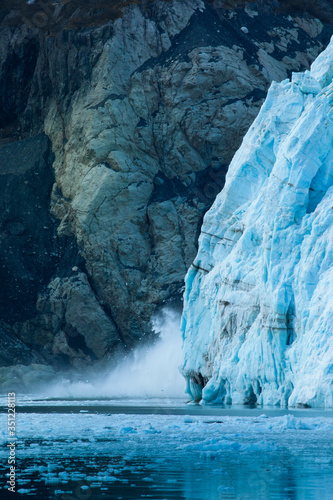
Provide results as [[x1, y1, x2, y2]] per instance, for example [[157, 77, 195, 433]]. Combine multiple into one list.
[[0, 133, 59, 323], [0, 34, 39, 131]]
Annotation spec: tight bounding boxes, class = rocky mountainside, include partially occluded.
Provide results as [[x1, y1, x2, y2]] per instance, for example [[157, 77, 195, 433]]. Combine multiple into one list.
[[0, 0, 332, 387], [181, 37, 333, 408]]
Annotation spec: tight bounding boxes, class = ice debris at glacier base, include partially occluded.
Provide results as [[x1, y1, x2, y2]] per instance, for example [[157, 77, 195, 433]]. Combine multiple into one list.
[[1, 409, 333, 499], [181, 37, 333, 408]]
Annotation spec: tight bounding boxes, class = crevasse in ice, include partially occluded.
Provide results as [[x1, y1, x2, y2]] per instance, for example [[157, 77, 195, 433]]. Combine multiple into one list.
[[181, 37, 333, 408]]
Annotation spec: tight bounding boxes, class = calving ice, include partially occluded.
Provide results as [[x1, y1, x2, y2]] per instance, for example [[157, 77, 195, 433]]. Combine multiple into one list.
[[181, 36, 333, 409]]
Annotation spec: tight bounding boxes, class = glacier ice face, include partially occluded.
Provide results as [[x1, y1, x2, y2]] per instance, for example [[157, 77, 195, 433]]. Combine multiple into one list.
[[181, 37, 333, 408]]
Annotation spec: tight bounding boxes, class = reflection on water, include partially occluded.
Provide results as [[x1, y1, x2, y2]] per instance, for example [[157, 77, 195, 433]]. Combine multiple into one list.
[[0, 440, 333, 500], [0, 401, 333, 500]]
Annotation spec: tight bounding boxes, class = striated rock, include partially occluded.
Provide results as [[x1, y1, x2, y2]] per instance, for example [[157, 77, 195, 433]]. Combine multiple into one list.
[[181, 38, 333, 408], [0, 0, 333, 372]]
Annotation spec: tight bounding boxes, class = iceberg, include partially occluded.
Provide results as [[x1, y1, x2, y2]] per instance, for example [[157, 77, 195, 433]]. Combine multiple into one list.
[[181, 37, 333, 408]]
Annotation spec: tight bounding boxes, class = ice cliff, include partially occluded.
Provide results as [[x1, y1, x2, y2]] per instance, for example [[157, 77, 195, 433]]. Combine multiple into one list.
[[1, 0, 333, 386], [181, 38, 333, 408]]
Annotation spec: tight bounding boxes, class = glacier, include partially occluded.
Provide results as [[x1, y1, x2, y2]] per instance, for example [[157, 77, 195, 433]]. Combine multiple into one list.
[[181, 37, 333, 408]]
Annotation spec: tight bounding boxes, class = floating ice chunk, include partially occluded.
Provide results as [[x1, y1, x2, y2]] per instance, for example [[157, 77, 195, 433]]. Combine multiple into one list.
[[218, 485, 235, 492]]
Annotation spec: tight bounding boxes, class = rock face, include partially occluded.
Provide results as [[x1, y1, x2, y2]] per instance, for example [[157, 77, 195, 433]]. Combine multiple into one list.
[[0, 134, 57, 324], [181, 38, 333, 408], [0, 0, 332, 375]]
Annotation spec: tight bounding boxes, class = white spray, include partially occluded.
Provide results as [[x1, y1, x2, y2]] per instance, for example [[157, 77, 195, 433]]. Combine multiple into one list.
[[47, 308, 186, 400]]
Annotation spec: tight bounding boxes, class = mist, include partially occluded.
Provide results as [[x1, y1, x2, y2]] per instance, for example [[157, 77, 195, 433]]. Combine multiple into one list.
[[46, 308, 186, 400]]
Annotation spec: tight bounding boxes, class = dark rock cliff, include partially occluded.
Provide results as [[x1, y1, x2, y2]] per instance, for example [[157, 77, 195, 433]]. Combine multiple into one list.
[[0, 0, 332, 386]]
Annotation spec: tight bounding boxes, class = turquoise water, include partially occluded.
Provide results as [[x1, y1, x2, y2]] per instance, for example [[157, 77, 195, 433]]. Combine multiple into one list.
[[0, 398, 333, 499]]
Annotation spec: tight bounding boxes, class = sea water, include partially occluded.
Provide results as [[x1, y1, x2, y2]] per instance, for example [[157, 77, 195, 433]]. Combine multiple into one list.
[[1, 310, 332, 499], [0, 397, 333, 500]]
